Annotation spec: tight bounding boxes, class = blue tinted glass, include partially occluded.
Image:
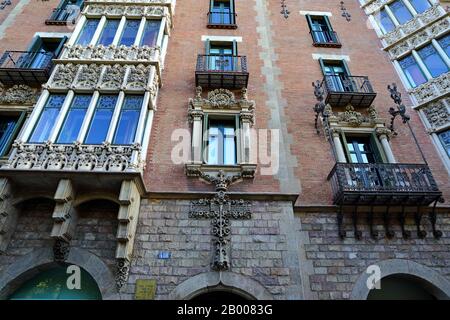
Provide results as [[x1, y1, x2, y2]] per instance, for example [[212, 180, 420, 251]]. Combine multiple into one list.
[[97, 20, 120, 46], [76, 19, 100, 46], [29, 95, 66, 143], [409, 0, 431, 13], [119, 20, 140, 46], [438, 35, 450, 59], [438, 130, 450, 158], [399, 55, 427, 87], [84, 95, 117, 144], [418, 44, 449, 78], [113, 96, 143, 145], [57, 95, 91, 144], [0, 116, 19, 156], [379, 9, 395, 33], [389, 0, 413, 24], [140, 20, 161, 46]]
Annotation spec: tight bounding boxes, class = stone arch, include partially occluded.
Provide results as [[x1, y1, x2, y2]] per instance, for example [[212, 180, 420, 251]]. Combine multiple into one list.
[[168, 272, 273, 300], [74, 193, 120, 207], [0, 247, 119, 300], [350, 259, 450, 300]]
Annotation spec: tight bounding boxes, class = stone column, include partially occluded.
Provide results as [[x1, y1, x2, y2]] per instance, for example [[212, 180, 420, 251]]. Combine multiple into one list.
[[332, 130, 347, 163], [377, 128, 397, 163], [191, 110, 204, 164]]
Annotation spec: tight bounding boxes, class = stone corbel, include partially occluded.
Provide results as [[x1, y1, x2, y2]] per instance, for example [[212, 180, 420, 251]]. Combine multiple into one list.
[[115, 179, 141, 290], [0, 178, 18, 253]]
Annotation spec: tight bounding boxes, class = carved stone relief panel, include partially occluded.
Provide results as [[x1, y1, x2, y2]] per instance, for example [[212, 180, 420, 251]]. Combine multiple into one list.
[[74, 64, 103, 89], [421, 98, 450, 131], [410, 72, 450, 106], [99, 64, 126, 90], [48, 64, 79, 89], [0, 85, 38, 105]]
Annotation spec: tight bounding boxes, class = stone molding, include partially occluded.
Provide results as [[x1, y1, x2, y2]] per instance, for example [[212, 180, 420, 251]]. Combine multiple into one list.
[[409, 71, 450, 107], [420, 98, 450, 132], [2, 141, 144, 174], [0, 85, 39, 106]]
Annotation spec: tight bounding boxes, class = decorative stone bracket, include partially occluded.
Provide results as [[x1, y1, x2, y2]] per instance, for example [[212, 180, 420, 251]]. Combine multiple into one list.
[[186, 87, 257, 179], [115, 179, 141, 290]]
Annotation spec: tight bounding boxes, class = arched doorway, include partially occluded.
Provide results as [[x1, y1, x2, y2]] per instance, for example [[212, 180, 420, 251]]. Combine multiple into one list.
[[367, 275, 437, 300], [191, 289, 249, 302], [8, 264, 101, 300]]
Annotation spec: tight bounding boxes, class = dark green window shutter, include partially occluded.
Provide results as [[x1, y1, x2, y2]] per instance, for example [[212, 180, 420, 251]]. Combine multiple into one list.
[[306, 14, 313, 32], [370, 132, 387, 164], [324, 16, 333, 31], [342, 59, 351, 76], [54, 36, 68, 58], [319, 58, 327, 76]]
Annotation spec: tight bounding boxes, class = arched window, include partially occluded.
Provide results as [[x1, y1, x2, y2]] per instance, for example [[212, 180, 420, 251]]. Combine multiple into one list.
[[368, 275, 437, 300], [8, 264, 101, 300]]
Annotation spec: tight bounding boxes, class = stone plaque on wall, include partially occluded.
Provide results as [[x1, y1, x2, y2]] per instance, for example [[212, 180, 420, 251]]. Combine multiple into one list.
[[135, 279, 157, 300]]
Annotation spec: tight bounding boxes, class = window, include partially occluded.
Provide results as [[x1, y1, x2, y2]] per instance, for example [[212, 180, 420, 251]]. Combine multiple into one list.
[[46, 0, 84, 24], [345, 137, 377, 164], [206, 119, 236, 165], [29, 94, 66, 143], [207, 42, 237, 71], [209, 0, 235, 25], [118, 19, 140, 46], [409, 0, 431, 14], [97, 19, 120, 46], [113, 95, 143, 145], [140, 20, 161, 47], [18, 36, 67, 69], [84, 95, 117, 144], [76, 19, 100, 46], [398, 55, 427, 87], [438, 130, 450, 158], [306, 15, 339, 45], [437, 35, 450, 59], [0, 114, 24, 156], [417, 44, 449, 78], [320, 60, 352, 92], [56, 95, 91, 144], [389, 0, 413, 24], [378, 9, 396, 33]]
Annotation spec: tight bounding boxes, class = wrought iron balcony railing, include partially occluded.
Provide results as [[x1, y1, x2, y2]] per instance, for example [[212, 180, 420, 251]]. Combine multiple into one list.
[[327, 162, 443, 206], [45, 6, 81, 25], [195, 54, 249, 89], [321, 74, 376, 108], [311, 30, 341, 47], [207, 11, 237, 28], [0, 51, 54, 85]]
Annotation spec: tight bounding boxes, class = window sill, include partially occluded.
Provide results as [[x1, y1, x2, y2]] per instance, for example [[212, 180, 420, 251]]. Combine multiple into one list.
[[185, 162, 256, 179], [312, 41, 342, 48], [207, 23, 238, 29]]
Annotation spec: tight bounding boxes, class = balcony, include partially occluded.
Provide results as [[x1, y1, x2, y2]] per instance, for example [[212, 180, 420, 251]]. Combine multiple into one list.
[[45, 7, 80, 25], [311, 30, 341, 48], [0, 51, 54, 86], [328, 163, 443, 206], [195, 54, 249, 89], [207, 11, 237, 29], [321, 75, 376, 108]]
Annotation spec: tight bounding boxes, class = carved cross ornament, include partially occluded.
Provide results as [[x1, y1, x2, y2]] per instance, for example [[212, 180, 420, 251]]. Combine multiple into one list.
[[189, 171, 251, 271]]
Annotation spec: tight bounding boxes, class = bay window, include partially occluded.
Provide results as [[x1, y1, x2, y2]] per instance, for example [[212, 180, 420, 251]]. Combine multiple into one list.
[[437, 35, 449, 59], [438, 130, 450, 158], [378, 9, 396, 33], [97, 19, 120, 46], [389, 0, 413, 24], [0, 114, 25, 156], [84, 95, 117, 144], [118, 20, 140, 46], [113, 95, 143, 145], [140, 20, 161, 47], [409, 0, 431, 14], [399, 55, 428, 87], [57, 95, 91, 143], [29, 94, 66, 143]]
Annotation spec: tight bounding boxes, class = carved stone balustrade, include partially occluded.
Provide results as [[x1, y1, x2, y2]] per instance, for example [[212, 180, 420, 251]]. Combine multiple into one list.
[[2, 141, 144, 173]]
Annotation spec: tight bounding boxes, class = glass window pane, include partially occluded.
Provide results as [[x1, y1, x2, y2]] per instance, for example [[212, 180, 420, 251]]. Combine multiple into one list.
[[438, 130, 450, 158], [409, 0, 431, 14], [378, 9, 396, 33], [398, 55, 427, 87], [97, 19, 120, 46], [84, 95, 117, 144], [76, 19, 100, 46], [389, 0, 413, 24], [140, 20, 161, 46], [29, 95, 66, 143], [119, 20, 140, 46], [418, 44, 449, 78], [57, 95, 91, 144], [207, 129, 219, 165], [0, 116, 19, 156], [113, 96, 143, 145], [437, 35, 450, 59]]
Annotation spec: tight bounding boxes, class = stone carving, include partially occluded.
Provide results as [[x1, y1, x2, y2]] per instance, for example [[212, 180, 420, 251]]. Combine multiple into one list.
[[50, 64, 78, 88], [422, 99, 450, 130], [63, 44, 160, 63], [126, 64, 150, 90], [100, 64, 126, 89], [189, 170, 251, 271], [4, 141, 144, 173], [116, 258, 130, 290], [74, 64, 102, 88], [0, 178, 18, 253], [84, 4, 167, 17], [410, 72, 450, 106], [53, 239, 70, 262], [208, 88, 236, 108], [0, 84, 38, 105], [337, 105, 365, 127]]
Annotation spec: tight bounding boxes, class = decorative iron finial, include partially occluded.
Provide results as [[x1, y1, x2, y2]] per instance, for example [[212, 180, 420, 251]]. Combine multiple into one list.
[[387, 83, 410, 135], [340, 1, 351, 21], [280, 0, 290, 19]]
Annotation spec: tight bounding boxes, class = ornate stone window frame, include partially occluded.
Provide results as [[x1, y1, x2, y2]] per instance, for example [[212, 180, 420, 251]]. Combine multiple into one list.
[[185, 87, 257, 178]]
